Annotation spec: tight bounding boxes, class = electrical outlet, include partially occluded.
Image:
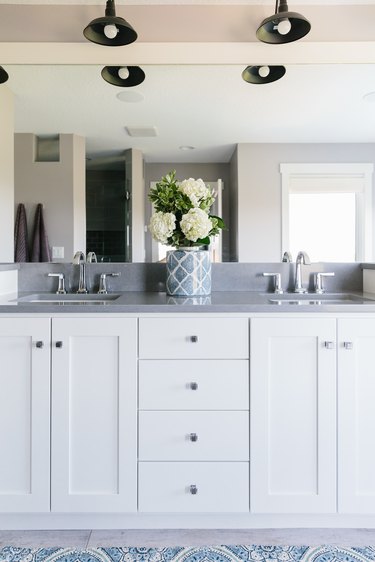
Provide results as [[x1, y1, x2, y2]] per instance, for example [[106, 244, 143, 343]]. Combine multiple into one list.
[[52, 246, 64, 259]]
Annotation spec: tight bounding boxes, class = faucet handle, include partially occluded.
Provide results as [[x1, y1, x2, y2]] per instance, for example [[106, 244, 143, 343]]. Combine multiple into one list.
[[98, 272, 121, 294], [48, 273, 67, 294], [314, 272, 335, 294], [262, 272, 283, 294], [87, 252, 97, 263]]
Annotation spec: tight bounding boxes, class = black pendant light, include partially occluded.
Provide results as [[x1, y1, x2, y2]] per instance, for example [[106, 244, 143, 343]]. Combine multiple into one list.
[[83, 0, 137, 46], [242, 65, 286, 84], [0, 66, 9, 84], [256, 0, 311, 44], [101, 66, 145, 87]]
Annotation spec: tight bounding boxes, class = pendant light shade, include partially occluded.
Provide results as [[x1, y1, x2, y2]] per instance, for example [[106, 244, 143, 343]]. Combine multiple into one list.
[[256, 0, 311, 44], [101, 66, 145, 87], [0, 66, 9, 84], [83, 0, 137, 46], [242, 65, 286, 84]]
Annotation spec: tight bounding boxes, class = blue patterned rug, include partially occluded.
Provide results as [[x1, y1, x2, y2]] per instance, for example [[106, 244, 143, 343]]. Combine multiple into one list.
[[1, 546, 375, 562]]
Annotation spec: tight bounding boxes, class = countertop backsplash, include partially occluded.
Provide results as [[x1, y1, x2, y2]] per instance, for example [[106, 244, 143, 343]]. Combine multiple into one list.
[[6, 261, 364, 295]]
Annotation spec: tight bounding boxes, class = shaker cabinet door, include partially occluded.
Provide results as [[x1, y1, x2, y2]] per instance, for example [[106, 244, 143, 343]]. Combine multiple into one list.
[[338, 318, 375, 513], [51, 317, 137, 513], [250, 317, 337, 514], [0, 317, 50, 512]]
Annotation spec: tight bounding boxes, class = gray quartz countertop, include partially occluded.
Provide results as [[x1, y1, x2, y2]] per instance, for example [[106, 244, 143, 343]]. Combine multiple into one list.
[[1, 291, 375, 313]]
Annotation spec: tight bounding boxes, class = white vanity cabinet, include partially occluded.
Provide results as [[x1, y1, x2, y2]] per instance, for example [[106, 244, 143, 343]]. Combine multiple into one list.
[[4, 310, 375, 526], [51, 317, 137, 513], [250, 317, 337, 514], [138, 317, 250, 513], [0, 317, 50, 513], [338, 318, 375, 514]]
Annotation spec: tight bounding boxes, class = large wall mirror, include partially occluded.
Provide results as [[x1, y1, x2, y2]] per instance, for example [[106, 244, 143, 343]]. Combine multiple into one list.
[[7, 63, 375, 263]]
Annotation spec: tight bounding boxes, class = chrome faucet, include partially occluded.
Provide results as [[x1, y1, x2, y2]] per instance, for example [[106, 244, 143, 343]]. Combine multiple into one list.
[[294, 251, 311, 293], [72, 251, 88, 294], [282, 251, 293, 263], [87, 251, 97, 263]]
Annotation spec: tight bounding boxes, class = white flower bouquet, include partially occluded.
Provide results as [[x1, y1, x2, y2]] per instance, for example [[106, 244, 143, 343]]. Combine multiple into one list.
[[148, 170, 225, 248]]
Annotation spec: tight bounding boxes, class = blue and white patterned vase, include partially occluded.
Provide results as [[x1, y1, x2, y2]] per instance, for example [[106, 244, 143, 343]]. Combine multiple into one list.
[[166, 247, 211, 296]]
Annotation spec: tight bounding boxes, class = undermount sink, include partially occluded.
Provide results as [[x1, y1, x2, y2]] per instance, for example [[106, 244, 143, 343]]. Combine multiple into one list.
[[14, 293, 122, 305], [268, 293, 375, 305]]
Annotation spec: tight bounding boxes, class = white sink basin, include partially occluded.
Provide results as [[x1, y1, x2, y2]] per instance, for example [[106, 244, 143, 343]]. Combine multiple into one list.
[[14, 293, 121, 305]]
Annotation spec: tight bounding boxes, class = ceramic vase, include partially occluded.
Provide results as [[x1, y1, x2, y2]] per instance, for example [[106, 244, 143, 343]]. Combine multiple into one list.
[[166, 247, 211, 296]]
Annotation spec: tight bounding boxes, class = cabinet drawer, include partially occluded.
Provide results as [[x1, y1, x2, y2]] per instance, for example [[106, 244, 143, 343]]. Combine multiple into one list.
[[139, 360, 249, 410], [138, 462, 249, 512], [139, 411, 249, 461], [139, 318, 249, 359]]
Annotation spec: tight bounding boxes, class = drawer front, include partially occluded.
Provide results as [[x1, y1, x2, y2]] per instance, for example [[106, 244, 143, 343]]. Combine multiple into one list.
[[139, 360, 249, 410], [139, 318, 249, 359], [139, 462, 249, 513], [139, 411, 249, 461]]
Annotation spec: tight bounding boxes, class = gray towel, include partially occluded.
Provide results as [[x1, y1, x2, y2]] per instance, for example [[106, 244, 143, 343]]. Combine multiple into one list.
[[31, 203, 51, 262], [14, 203, 29, 262]]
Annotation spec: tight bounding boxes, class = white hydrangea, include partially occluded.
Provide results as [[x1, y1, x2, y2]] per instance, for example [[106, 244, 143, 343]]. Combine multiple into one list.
[[178, 178, 211, 207], [180, 208, 213, 242], [149, 211, 176, 243]]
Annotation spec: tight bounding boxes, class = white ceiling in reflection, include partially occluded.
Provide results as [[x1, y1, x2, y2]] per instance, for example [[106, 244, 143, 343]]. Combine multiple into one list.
[[6, 63, 375, 163]]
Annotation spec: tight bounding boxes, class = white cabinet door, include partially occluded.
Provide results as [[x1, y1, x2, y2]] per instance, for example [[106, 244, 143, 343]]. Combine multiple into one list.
[[51, 317, 137, 512], [251, 317, 336, 513], [338, 318, 375, 513], [0, 317, 50, 512]]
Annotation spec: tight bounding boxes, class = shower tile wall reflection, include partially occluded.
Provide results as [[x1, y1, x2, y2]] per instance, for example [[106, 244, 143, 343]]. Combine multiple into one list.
[[86, 167, 131, 262]]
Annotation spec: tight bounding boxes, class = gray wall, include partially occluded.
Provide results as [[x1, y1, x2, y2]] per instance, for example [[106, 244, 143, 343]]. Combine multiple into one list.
[[144, 162, 231, 261], [14, 133, 86, 262], [0, 87, 14, 262], [236, 143, 375, 262]]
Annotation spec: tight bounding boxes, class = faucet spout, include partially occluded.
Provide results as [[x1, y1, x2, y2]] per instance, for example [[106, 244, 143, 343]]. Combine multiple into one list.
[[294, 251, 311, 293], [73, 251, 85, 265], [73, 251, 88, 293]]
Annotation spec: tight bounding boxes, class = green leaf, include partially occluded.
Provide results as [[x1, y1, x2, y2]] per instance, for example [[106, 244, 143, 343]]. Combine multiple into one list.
[[196, 236, 210, 245]]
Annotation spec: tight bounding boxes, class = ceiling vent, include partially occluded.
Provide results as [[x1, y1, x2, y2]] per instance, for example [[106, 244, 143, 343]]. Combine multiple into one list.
[[125, 126, 158, 137]]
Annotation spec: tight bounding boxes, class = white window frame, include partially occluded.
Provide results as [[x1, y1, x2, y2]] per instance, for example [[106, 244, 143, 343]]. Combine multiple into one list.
[[280, 163, 374, 262]]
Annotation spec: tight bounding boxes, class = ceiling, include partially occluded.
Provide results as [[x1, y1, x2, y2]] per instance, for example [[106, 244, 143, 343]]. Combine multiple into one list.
[[2, 0, 375, 164], [6, 63, 375, 164]]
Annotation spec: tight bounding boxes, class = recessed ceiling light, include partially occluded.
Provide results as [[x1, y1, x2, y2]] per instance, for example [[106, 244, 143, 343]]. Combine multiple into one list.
[[116, 91, 145, 103], [363, 91, 375, 103], [179, 145, 195, 151]]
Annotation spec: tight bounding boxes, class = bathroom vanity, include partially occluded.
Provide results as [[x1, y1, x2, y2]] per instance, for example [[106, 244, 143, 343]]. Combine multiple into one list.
[[1, 263, 375, 529]]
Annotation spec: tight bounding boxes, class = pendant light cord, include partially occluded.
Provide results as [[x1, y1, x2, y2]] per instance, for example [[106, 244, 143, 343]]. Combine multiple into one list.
[[105, 0, 116, 17]]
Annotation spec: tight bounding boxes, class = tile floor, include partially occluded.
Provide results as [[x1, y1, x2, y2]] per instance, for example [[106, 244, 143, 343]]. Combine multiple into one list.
[[1, 529, 375, 548]]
